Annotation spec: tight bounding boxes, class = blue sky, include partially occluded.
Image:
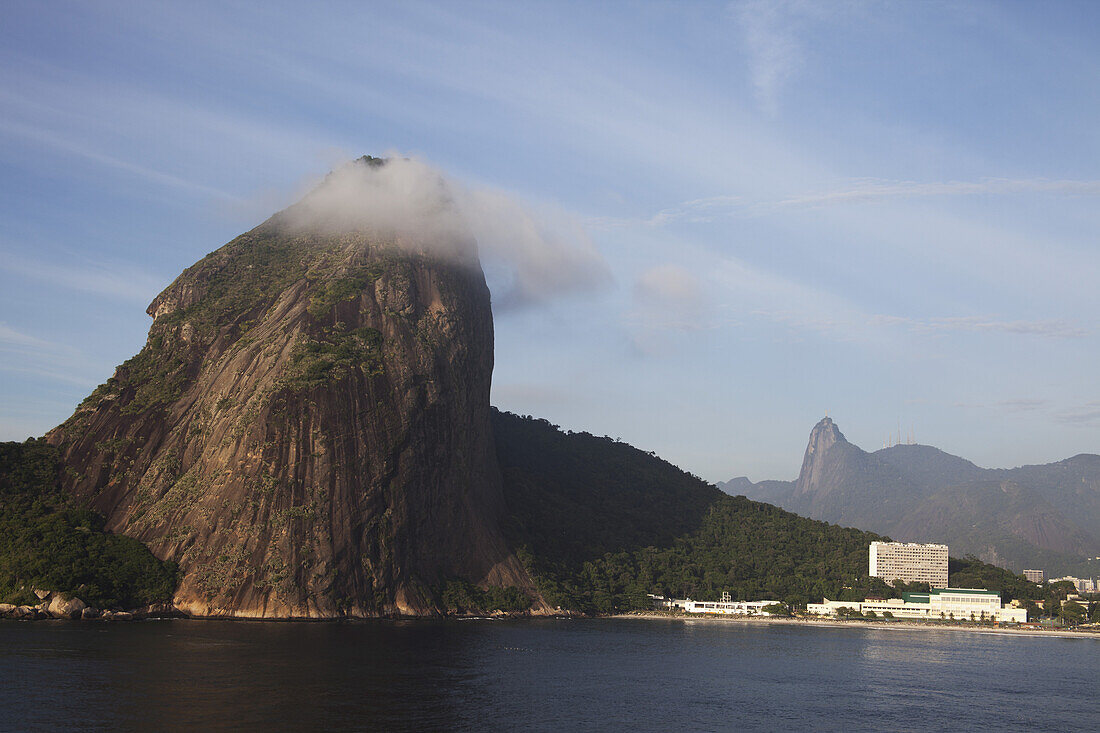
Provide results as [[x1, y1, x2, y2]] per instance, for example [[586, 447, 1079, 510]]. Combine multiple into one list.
[[2, 1, 1098, 481]]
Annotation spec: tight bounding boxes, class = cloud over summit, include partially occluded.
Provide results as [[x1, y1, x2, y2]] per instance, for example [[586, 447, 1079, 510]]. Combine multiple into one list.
[[282, 155, 610, 310]]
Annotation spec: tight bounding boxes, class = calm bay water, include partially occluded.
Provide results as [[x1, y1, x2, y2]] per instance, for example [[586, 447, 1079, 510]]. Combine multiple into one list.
[[2, 617, 1098, 731]]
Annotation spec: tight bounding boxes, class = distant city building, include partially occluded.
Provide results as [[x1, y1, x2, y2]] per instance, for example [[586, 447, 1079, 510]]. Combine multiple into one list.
[[649, 593, 781, 616], [1023, 569, 1046, 584], [1051, 576, 1098, 594], [808, 588, 1027, 623], [869, 541, 949, 587]]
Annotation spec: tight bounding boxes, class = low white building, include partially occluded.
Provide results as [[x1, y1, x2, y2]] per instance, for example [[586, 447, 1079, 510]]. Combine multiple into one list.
[[808, 588, 1027, 623], [650, 593, 781, 616]]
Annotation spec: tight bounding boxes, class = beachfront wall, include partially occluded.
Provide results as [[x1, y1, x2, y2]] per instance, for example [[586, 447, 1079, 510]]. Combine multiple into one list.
[[681, 599, 780, 616], [808, 589, 1027, 623], [648, 595, 780, 615]]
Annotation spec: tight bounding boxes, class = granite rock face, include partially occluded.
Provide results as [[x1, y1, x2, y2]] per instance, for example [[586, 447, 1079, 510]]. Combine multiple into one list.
[[48, 159, 535, 618], [792, 417, 917, 523], [47, 594, 86, 619]]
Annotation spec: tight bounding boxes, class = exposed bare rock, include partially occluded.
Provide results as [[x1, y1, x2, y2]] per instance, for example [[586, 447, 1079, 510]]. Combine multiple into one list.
[[791, 417, 918, 524], [47, 158, 536, 618], [104, 611, 133, 621], [47, 594, 86, 619]]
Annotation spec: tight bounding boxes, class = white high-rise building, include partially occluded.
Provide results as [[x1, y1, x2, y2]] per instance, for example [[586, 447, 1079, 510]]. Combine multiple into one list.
[[869, 541, 949, 587]]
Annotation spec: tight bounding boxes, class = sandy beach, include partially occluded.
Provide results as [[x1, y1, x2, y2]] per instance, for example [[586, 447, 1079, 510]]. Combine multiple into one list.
[[612, 611, 1100, 640]]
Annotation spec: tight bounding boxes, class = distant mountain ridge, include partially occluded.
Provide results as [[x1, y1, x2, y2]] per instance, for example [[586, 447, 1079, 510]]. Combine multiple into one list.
[[720, 417, 1100, 575]]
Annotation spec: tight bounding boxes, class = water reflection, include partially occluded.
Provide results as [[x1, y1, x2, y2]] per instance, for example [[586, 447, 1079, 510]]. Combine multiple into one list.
[[1, 618, 1097, 731]]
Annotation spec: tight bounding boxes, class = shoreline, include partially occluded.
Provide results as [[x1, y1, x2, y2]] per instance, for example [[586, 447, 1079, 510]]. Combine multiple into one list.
[[611, 611, 1100, 639], [3, 607, 1096, 638]]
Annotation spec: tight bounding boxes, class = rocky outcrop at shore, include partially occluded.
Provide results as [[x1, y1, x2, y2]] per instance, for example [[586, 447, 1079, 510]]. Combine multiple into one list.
[[0, 591, 187, 621], [46, 594, 86, 619]]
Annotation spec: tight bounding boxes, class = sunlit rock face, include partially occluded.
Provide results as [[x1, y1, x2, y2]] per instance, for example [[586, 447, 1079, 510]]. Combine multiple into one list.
[[48, 158, 534, 618]]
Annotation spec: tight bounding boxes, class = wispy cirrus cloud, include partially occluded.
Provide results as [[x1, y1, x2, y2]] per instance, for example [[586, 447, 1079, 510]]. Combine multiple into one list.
[[732, 0, 808, 115], [634, 264, 707, 313], [597, 177, 1100, 228], [996, 398, 1049, 412], [956, 399, 1100, 428], [644, 196, 744, 227], [870, 315, 1089, 339], [0, 322, 53, 349], [1, 254, 167, 304], [707, 256, 1092, 346], [0, 117, 240, 202], [1055, 402, 1100, 426], [627, 264, 726, 341], [769, 177, 1100, 211], [0, 321, 98, 388]]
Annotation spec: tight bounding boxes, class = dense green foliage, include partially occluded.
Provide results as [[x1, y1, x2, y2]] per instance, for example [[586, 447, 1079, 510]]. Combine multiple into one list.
[[440, 580, 529, 614], [947, 556, 1042, 604], [159, 229, 319, 335], [494, 411, 898, 613], [281, 326, 384, 392], [306, 266, 383, 319], [78, 336, 191, 417], [1061, 600, 1086, 623], [495, 411, 719, 570], [79, 230, 392, 416], [494, 411, 1052, 615], [566, 497, 903, 612], [0, 440, 178, 608]]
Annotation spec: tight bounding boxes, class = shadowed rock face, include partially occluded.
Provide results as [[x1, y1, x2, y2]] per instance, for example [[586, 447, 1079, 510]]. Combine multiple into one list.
[[792, 417, 917, 524], [47, 166, 533, 618]]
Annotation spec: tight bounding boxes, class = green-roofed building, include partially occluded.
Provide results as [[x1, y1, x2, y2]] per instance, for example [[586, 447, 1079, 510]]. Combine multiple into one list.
[[809, 587, 1028, 623]]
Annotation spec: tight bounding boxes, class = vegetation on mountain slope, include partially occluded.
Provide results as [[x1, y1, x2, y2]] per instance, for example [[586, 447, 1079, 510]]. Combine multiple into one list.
[[493, 411, 1044, 614], [0, 413, 1064, 617], [0, 439, 178, 608]]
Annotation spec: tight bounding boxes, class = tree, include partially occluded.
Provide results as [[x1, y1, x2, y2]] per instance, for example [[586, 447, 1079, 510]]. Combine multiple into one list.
[[1062, 601, 1086, 625], [893, 580, 930, 594], [864, 610, 877, 619], [882, 611, 894, 620]]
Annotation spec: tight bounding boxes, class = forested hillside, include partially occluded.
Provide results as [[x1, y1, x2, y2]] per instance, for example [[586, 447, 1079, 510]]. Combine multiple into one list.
[[493, 411, 1042, 614], [0, 440, 177, 608]]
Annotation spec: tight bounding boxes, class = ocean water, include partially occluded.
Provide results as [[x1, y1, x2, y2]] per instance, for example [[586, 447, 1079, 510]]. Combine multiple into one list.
[[2, 617, 1097, 731]]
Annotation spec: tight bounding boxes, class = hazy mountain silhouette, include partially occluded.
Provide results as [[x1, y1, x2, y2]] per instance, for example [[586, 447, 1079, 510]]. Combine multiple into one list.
[[722, 417, 1100, 574]]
